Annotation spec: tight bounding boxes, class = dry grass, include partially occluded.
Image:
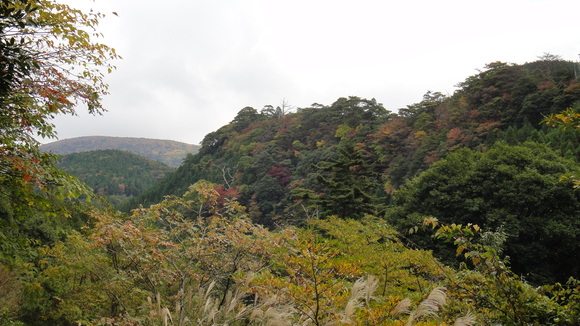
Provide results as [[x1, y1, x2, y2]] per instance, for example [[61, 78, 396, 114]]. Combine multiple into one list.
[[392, 298, 413, 318], [144, 277, 476, 326], [453, 311, 477, 326], [145, 274, 298, 326], [405, 286, 447, 326], [342, 275, 379, 323]]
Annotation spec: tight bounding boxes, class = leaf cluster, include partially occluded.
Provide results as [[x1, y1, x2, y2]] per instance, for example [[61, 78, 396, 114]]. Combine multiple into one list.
[[0, 0, 119, 194]]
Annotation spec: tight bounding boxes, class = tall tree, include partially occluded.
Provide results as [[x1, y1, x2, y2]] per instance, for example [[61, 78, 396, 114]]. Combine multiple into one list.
[[0, 0, 119, 190], [0, 1, 118, 298], [315, 140, 379, 219]]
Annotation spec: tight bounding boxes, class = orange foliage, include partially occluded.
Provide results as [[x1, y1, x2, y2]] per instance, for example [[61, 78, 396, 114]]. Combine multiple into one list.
[[446, 127, 463, 144]]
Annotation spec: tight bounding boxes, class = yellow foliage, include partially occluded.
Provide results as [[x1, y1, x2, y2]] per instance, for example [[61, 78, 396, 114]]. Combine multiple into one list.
[[414, 130, 427, 139]]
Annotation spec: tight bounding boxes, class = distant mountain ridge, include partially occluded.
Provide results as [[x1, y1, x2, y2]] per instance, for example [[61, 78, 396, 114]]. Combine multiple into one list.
[[40, 136, 200, 167]]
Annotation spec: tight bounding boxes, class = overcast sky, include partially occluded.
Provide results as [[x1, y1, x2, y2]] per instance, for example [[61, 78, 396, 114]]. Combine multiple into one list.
[[48, 0, 580, 145]]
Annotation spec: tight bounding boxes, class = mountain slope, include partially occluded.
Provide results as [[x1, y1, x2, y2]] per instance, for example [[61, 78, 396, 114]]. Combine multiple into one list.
[[57, 149, 175, 205], [119, 58, 580, 283], [41, 136, 200, 167], [124, 59, 580, 221]]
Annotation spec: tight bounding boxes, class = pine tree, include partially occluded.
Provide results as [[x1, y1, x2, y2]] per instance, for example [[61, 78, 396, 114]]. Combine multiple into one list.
[[315, 140, 378, 219]]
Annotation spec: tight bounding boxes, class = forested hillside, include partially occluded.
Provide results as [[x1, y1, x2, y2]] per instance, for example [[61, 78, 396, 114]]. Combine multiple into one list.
[[1, 1, 580, 323], [55, 149, 175, 206], [122, 58, 580, 284], [130, 60, 580, 213], [40, 136, 200, 167]]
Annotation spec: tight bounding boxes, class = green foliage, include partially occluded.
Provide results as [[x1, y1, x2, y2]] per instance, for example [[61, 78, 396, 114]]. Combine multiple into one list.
[[423, 218, 564, 325], [9, 179, 580, 325], [315, 139, 381, 219], [18, 233, 113, 325], [231, 106, 262, 132], [310, 216, 446, 296], [7, 181, 459, 325], [541, 278, 580, 324], [392, 142, 580, 283], [543, 106, 580, 131], [455, 59, 580, 126], [0, 311, 24, 326], [0, 175, 93, 270], [126, 96, 391, 225], [128, 56, 580, 226], [493, 121, 580, 161], [55, 149, 175, 205], [0, 0, 115, 273], [5, 36, 580, 323], [0, 266, 23, 326], [0, 0, 119, 190], [0, 2, 118, 323], [89, 181, 274, 324], [540, 106, 580, 188], [259, 226, 356, 325]]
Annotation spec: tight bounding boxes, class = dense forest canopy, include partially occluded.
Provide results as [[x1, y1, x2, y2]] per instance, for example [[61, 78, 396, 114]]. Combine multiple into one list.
[[126, 59, 580, 223], [1, 1, 580, 324], [390, 142, 580, 284], [55, 149, 175, 206]]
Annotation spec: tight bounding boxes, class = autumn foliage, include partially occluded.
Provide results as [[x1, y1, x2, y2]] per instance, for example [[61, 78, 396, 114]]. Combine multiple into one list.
[[1, 1, 580, 324]]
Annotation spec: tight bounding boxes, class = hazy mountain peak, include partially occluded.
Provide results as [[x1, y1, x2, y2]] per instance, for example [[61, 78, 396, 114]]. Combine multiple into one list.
[[40, 136, 200, 167]]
